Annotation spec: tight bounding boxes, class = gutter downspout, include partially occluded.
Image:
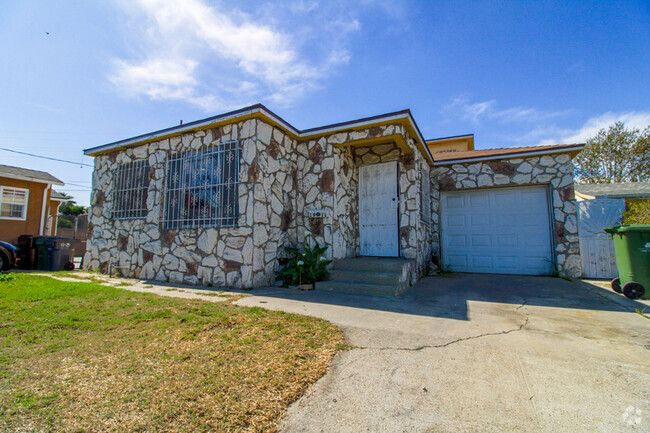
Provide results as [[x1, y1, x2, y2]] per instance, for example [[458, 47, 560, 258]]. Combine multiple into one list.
[[39, 184, 51, 235]]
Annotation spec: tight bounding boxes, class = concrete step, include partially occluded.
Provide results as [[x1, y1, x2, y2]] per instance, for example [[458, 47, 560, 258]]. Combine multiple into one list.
[[332, 257, 410, 273], [329, 269, 402, 286], [315, 280, 406, 296]]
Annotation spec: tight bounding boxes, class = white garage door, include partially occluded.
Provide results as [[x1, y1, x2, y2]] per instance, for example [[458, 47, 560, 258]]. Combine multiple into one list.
[[441, 186, 553, 275]]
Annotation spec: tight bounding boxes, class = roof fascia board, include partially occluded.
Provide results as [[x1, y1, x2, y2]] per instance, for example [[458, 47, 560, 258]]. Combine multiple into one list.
[[85, 105, 301, 156], [84, 106, 436, 165], [0, 173, 64, 186], [433, 145, 584, 166]]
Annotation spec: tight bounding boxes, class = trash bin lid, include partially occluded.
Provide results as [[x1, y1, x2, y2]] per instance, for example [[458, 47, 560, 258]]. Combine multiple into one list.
[[604, 224, 650, 234]]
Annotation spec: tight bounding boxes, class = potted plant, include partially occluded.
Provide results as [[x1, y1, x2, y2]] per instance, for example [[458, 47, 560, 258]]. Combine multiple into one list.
[[278, 231, 332, 290]]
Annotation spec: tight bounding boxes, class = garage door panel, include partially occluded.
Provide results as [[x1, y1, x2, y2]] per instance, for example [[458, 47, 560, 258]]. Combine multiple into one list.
[[469, 194, 489, 207], [470, 234, 491, 247], [471, 255, 493, 270], [442, 186, 553, 276]]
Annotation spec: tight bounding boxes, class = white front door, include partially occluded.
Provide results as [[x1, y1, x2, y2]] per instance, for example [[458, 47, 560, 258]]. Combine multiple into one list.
[[359, 161, 399, 257], [441, 186, 553, 275]]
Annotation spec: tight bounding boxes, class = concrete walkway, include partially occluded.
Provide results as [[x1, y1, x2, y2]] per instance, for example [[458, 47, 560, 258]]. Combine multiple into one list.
[[233, 274, 650, 433], [47, 272, 649, 432]]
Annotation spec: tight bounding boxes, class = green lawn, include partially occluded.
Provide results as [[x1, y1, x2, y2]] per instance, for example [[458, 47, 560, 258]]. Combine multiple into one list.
[[0, 274, 346, 432]]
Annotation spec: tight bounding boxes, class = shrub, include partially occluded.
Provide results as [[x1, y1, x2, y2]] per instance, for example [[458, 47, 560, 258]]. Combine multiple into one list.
[[279, 232, 332, 286], [622, 199, 650, 224]]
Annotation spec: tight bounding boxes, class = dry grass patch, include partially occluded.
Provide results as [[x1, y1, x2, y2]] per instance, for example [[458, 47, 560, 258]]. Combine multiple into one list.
[[0, 274, 346, 432]]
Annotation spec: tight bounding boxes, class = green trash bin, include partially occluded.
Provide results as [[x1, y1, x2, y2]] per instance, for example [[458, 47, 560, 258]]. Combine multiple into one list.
[[604, 225, 650, 300]]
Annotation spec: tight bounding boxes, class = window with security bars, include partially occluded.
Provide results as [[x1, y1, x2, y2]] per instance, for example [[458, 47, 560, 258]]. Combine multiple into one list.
[[112, 160, 150, 219], [162, 141, 240, 229]]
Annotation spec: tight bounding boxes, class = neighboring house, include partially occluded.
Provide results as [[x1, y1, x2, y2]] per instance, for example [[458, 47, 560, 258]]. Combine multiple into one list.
[[575, 182, 650, 279], [0, 164, 65, 243], [83, 104, 583, 288]]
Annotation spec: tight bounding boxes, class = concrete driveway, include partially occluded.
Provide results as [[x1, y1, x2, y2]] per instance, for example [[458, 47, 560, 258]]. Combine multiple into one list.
[[236, 274, 650, 433]]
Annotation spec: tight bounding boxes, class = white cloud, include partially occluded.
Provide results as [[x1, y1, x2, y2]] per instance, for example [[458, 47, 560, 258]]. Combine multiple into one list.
[[110, 0, 357, 111], [538, 111, 650, 145], [444, 97, 571, 124]]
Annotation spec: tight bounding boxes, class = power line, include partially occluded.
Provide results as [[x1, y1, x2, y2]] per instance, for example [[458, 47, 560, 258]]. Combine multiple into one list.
[[0, 147, 93, 167]]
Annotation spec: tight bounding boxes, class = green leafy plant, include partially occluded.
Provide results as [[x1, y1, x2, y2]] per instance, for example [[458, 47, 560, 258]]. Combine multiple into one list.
[[0, 273, 16, 282], [279, 232, 332, 286]]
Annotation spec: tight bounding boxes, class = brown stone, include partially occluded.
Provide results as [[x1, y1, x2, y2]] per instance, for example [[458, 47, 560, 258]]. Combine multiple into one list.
[[224, 260, 241, 272], [280, 210, 292, 231], [332, 220, 340, 232], [161, 229, 176, 247], [402, 154, 414, 170], [369, 126, 383, 137], [559, 184, 574, 202], [211, 127, 222, 142], [117, 234, 128, 251], [248, 161, 259, 182], [186, 262, 197, 276], [99, 261, 109, 274], [309, 218, 323, 236], [93, 190, 105, 206], [291, 169, 298, 189], [320, 169, 334, 192], [439, 176, 456, 191], [309, 144, 325, 165], [109, 151, 118, 163], [489, 161, 515, 176], [142, 249, 154, 263], [400, 226, 409, 241], [555, 221, 566, 243], [87, 223, 94, 238], [268, 139, 281, 159], [342, 161, 349, 177]]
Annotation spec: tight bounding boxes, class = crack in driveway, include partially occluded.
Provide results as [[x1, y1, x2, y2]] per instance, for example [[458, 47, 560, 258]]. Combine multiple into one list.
[[352, 303, 530, 351]]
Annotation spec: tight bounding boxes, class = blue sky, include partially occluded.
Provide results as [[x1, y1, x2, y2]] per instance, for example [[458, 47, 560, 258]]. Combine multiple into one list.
[[1, 0, 648, 206]]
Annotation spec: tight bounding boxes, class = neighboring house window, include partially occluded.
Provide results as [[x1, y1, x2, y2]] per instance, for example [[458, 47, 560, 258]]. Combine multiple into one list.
[[113, 160, 150, 219], [162, 141, 240, 229], [420, 169, 431, 223], [0, 186, 29, 220]]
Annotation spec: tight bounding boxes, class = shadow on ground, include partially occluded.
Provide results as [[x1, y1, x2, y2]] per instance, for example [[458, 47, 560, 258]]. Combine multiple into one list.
[[226, 273, 647, 321]]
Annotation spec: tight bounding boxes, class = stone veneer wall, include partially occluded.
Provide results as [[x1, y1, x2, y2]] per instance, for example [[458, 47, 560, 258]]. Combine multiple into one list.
[[431, 154, 581, 277], [292, 123, 434, 283], [85, 118, 298, 288], [86, 117, 436, 288]]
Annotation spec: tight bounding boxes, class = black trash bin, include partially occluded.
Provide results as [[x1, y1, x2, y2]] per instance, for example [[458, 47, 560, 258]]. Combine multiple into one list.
[[17, 235, 40, 270], [51, 238, 76, 271], [34, 237, 75, 271]]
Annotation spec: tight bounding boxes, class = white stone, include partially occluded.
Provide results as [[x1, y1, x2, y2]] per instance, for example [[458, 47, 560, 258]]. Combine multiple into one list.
[[539, 156, 555, 167], [513, 173, 531, 184], [565, 215, 578, 234], [226, 236, 246, 249], [328, 132, 347, 144], [467, 164, 481, 174], [257, 121, 272, 144], [349, 130, 366, 140], [554, 208, 565, 221], [223, 247, 243, 262], [202, 255, 218, 267], [242, 238, 253, 263], [536, 174, 553, 183], [197, 229, 218, 254], [494, 174, 510, 185], [242, 140, 256, 164], [253, 226, 268, 247], [253, 202, 269, 223], [240, 119, 255, 138], [451, 164, 468, 173], [555, 154, 570, 164], [517, 162, 532, 174]]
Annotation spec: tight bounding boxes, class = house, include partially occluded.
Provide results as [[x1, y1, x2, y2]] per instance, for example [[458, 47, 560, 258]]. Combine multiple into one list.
[[83, 104, 583, 289], [574, 182, 650, 279], [0, 164, 65, 244], [575, 182, 650, 201]]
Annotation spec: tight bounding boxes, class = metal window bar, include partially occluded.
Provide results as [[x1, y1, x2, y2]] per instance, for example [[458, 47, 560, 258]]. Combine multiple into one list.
[[162, 141, 240, 229], [112, 160, 150, 219]]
